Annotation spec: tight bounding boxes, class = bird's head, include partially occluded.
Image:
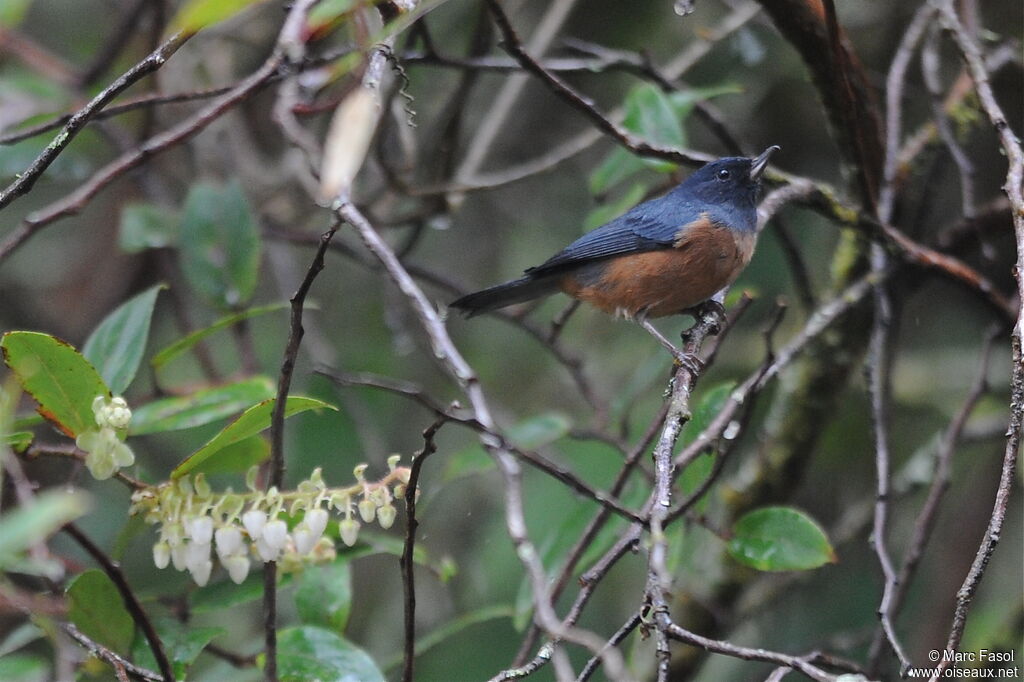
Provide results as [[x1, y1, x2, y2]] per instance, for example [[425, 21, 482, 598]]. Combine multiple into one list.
[[675, 145, 780, 209]]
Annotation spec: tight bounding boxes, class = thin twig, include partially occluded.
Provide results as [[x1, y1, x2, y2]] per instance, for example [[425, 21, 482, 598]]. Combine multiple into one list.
[[62, 524, 173, 682], [0, 31, 189, 212], [61, 622, 163, 682], [401, 416, 447, 682]]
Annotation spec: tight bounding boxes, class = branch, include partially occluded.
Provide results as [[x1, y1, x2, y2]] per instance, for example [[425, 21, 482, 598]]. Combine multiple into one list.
[[61, 622, 163, 682], [0, 31, 189, 213], [62, 524, 172, 682]]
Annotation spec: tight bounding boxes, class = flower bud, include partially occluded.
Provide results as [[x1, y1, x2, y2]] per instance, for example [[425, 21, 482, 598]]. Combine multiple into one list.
[[152, 541, 170, 569], [339, 518, 360, 547], [242, 510, 267, 539], [394, 484, 406, 500], [357, 499, 376, 523], [387, 454, 401, 471], [377, 504, 397, 530]]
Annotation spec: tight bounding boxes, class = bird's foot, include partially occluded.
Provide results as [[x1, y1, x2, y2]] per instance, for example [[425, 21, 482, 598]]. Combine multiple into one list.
[[636, 316, 705, 374], [683, 300, 726, 331]]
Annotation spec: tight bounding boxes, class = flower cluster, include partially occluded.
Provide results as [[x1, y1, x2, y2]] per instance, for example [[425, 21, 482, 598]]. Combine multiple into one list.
[[76, 396, 135, 480], [130, 458, 411, 586]]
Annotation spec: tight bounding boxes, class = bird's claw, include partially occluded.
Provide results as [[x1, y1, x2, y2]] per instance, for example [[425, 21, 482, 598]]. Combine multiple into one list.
[[672, 349, 705, 375]]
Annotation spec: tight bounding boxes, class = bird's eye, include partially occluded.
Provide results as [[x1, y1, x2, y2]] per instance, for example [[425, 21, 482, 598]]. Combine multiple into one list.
[[716, 169, 731, 180]]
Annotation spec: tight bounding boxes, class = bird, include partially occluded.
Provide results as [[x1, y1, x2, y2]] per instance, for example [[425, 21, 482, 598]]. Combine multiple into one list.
[[451, 146, 779, 360]]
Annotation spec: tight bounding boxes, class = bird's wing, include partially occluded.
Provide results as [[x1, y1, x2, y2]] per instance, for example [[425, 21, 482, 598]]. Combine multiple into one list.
[[526, 198, 705, 276]]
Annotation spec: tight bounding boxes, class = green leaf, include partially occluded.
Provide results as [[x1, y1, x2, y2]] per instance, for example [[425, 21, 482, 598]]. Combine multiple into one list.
[[66, 570, 134, 654], [0, 623, 44, 658], [171, 396, 337, 478], [0, 491, 90, 567], [82, 285, 163, 395], [191, 435, 270, 476], [309, 0, 356, 32], [151, 303, 289, 372], [295, 560, 352, 632], [169, 0, 267, 34], [178, 181, 261, 309], [1, 332, 109, 437], [589, 147, 647, 195], [274, 626, 384, 682], [3, 431, 33, 453], [0, 0, 33, 28], [583, 183, 647, 231], [131, 617, 224, 680], [0, 654, 49, 682], [118, 203, 178, 253], [728, 506, 836, 572], [382, 605, 513, 672], [130, 376, 276, 435], [508, 412, 572, 449], [682, 381, 736, 446]]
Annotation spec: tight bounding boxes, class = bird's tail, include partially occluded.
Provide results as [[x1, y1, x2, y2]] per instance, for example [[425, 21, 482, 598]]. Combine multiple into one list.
[[450, 275, 559, 317]]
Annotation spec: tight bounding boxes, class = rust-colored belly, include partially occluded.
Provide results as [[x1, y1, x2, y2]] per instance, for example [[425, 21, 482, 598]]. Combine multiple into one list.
[[561, 226, 755, 318]]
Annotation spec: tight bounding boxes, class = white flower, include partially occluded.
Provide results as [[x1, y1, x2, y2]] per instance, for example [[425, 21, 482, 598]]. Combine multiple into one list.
[[293, 508, 329, 555], [242, 510, 267, 539], [189, 559, 213, 587], [222, 555, 251, 584], [91, 395, 132, 429], [185, 542, 211, 573], [339, 518, 360, 547], [186, 516, 214, 545], [262, 519, 289, 554], [171, 543, 188, 571], [152, 541, 170, 569], [215, 526, 244, 560], [254, 536, 280, 562], [76, 426, 134, 480]]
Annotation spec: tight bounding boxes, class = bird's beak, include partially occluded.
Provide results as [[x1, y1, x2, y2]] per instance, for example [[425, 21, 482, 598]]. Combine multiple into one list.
[[749, 145, 780, 181]]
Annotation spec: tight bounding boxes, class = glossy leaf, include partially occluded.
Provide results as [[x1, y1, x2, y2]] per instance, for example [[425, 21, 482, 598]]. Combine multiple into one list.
[[171, 396, 337, 479], [132, 617, 224, 680], [382, 605, 513, 672], [274, 626, 384, 682], [66, 570, 134, 654], [150, 303, 288, 371], [169, 0, 267, 35], [295, 560, 352, 632], [190, 435, 269, 475], [0, 490, 90, 567], [178, 181, 261, 309], [728, 506, 836, 572], [118, 203, 178, 253], [82, 285, 163, 394], [130, 376, 276, 435], [2, 332, 109, 437]]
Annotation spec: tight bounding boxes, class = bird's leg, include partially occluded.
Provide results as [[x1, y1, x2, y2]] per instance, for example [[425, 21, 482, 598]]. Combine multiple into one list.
[[635, 310, 704, 375]]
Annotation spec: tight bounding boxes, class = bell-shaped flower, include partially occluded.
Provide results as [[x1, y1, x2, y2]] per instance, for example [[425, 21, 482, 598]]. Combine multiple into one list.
[[339, 518, 360, 547], [254, 536, 281, 562], [262, 519, 289, 554], [215, 526, 244, 560], [377, 504, 397, 530], [152, 541, 170, 569], [189, 559, 213, 587], [242, 510, 267, 540], [186, 516, 214, 545], [222, 554, 251, 584], [171, 543, 189, 571], [76, 427, 134, 480], [357, 498, 376, 523]]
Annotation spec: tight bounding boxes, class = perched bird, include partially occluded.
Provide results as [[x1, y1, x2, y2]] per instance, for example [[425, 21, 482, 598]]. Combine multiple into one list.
[[451, 146, 779, 355]]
